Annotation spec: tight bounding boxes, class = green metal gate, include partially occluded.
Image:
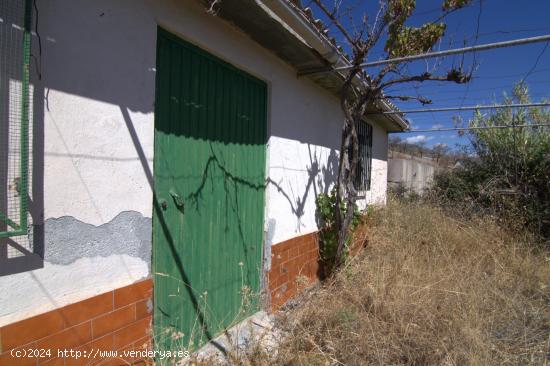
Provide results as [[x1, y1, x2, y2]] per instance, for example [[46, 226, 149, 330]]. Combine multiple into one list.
[[152, 28, 267, 356]]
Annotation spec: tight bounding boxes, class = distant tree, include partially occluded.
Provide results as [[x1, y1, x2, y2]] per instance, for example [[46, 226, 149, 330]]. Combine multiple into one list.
[[417, 140, 428, 158], [432, 143, 450, 162], [389, 136, 403, 156], [389, 135, 402, 147]]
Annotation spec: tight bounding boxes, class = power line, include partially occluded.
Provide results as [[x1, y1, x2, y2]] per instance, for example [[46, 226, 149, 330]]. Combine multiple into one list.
[[458, 0, 483, 119], [520, 41, 550, 83], [390, 123, 550, 133], [419, 93, 550, 104], [391, 92, 550, 105], [471, 68, 550, 79], [386, 79, 550, 96], [373, 102, 550, 115], [474, 25, 550, 39]]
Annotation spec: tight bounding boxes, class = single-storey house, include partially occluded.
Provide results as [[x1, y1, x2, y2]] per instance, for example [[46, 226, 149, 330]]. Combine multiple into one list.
[[0, 0, 407, 363]]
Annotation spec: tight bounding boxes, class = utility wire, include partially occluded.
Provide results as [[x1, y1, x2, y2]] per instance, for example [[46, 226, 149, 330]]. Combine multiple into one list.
[[472, 68, 550, 79], [373, 102, 550, 115], [520, 41, 549, 83], [419, 93, 550, 104], [458, 0, 482, 118], [389, 123, 550, 133], [473, 25, 550, 39], [386, 78, 550, 96]]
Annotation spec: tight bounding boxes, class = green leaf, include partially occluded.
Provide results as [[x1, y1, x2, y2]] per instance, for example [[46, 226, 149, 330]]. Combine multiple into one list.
[[386, 23, 446, 58], [442, 0, 472, 11]]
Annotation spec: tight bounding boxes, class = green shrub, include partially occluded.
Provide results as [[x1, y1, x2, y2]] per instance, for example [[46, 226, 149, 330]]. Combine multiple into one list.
[[430, 83, 550, 242], [315, 188, 361, 277]]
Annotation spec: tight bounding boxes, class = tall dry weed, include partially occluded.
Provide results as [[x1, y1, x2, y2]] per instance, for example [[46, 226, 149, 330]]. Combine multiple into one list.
[[195, 200, 550, 365]]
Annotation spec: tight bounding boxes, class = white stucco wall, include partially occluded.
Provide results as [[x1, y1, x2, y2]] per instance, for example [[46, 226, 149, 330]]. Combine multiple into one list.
[[44, 93, 154, 224], [0, 0, 388, 326], [266, 122, 389, 245]]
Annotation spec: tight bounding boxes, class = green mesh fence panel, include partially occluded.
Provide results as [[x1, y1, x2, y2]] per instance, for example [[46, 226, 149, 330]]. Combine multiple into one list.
[[0, 0, 31, 240]]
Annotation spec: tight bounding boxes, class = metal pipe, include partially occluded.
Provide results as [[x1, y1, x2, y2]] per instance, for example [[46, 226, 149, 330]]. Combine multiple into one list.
[[336, 34, 550, 70], [300, 35, 550, 75]]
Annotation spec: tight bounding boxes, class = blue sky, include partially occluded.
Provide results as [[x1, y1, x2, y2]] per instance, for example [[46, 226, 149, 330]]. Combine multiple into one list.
[[316, 0, 550, 149]]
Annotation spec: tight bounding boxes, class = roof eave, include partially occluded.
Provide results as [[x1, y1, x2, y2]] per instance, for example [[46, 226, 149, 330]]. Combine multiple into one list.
[[200, 0, 409, 131]]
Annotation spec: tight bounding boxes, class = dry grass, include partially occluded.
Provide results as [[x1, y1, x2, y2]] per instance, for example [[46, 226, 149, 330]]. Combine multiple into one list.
[[194, 200, 550, 365]]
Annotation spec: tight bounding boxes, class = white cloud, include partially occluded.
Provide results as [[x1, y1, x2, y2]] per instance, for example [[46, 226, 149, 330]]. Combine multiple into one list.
[[405, 135, 433, 144], [432, 123, 444, 129], [433, 143, 448, 148]]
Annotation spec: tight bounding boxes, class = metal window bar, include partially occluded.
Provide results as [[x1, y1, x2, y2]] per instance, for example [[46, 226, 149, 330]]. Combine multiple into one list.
[[0, 0, 31, 238], [352, 120, 373, 192], [366, 122, 372, 191]]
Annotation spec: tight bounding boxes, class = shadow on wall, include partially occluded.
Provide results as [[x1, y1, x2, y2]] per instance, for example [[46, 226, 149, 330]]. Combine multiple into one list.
[[2, 0, 156, 276], [265, 72, 345, 237], [36, 0, 156, 114], [0, 0, 383, 287], [266, 120, 388, 238], [0, 2, 266, 341], [267, 145, 338, 225]]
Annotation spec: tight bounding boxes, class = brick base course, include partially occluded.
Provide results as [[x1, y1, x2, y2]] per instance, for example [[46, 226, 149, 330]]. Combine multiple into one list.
[[0, 278, 152, 366], [268, 232, 321, 310], [0, 231, 339, 364]]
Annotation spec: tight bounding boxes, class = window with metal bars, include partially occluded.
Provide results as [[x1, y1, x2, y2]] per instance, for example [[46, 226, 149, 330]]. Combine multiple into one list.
[[0, 0, 31, 239], [350, 120, 373, 193]]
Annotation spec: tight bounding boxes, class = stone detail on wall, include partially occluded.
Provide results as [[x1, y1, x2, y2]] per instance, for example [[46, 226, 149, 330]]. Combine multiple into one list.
[[0, 279, 152, 366], [268, 232, 320, 310], [0, 211, 151, 327], [44, 211, 152, 270]]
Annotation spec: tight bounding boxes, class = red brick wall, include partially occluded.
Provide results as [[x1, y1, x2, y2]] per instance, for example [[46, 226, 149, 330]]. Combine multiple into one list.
[[268, 232, 320, 310], [0, 231, 331, 364], [0, 279, 152, 366]]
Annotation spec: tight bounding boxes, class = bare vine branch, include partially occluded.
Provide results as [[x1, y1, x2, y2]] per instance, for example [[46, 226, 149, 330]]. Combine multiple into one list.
[[306, 0, 474, 271], [380, 69, 472, 89], [309, 0, 357, 47], [382, 95, 433, 104]]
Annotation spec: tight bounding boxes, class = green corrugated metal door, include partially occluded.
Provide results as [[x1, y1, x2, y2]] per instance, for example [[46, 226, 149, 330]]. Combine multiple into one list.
[[153, 28, 267, 353]]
